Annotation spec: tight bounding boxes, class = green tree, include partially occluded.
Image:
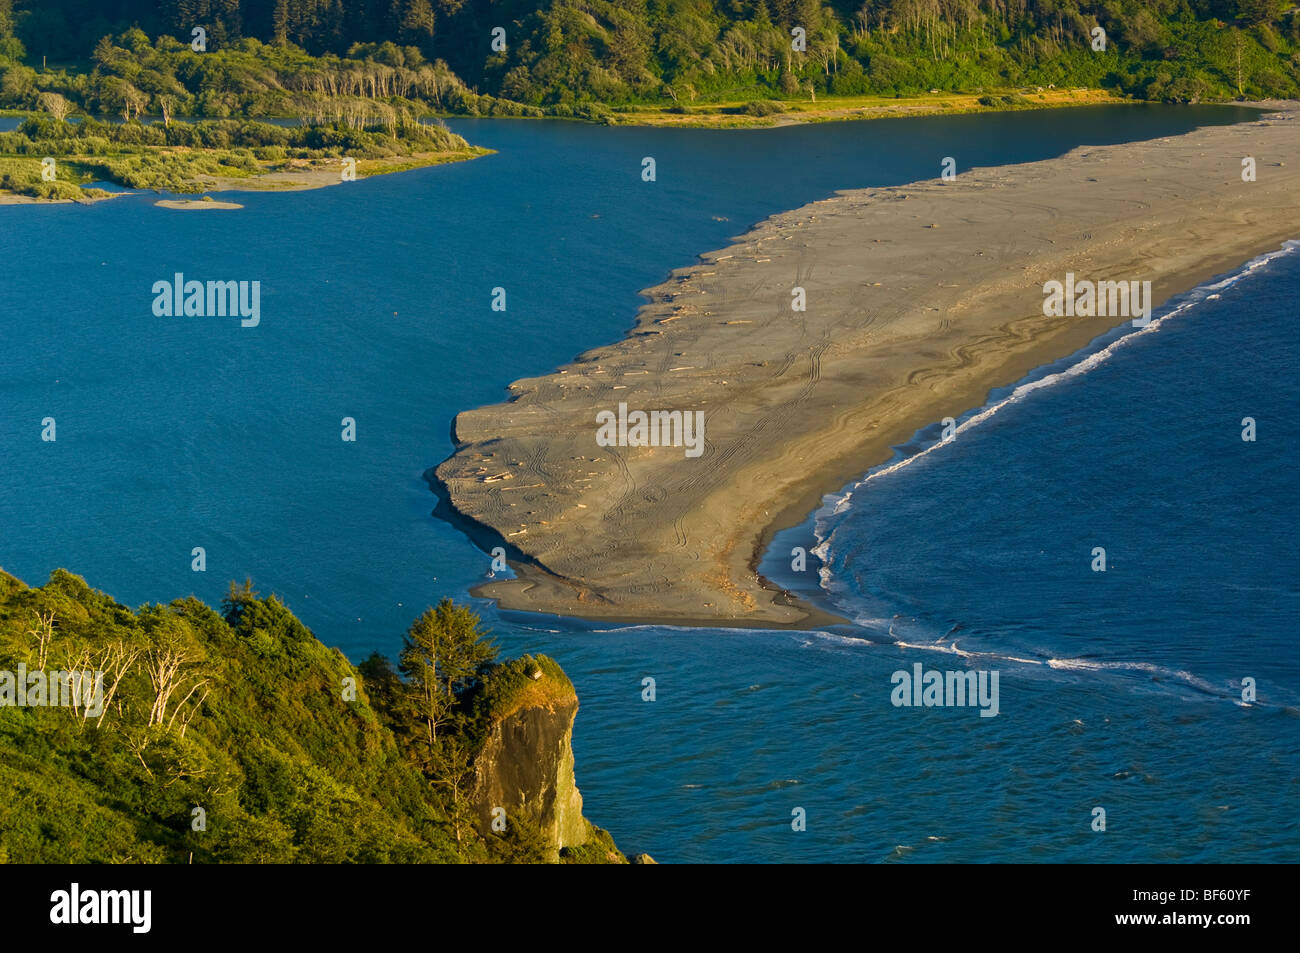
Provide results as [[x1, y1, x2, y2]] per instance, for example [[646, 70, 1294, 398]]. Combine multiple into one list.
[[0, 0, 24, 61], [1235, 0, 1284, 26], [428, 735, 476, 849], [398, 598, 497, 747]]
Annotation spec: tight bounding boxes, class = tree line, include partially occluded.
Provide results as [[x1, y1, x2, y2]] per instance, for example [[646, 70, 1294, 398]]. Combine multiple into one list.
[[3, 0, 1299, 110]]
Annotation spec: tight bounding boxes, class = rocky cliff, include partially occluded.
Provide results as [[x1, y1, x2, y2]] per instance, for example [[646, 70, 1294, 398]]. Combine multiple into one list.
[[466, 654, 620, 862]]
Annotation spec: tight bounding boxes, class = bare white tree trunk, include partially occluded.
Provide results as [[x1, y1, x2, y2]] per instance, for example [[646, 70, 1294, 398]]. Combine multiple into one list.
[[27, 611, 56, 670], [95, 640, 141, 728]]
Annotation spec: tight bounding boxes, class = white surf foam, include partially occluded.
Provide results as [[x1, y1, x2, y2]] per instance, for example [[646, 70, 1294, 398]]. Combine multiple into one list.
[[812, 240, 1299, 585]]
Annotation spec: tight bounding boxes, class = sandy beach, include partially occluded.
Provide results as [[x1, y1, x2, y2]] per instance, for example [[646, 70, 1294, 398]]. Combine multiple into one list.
[[433, 102, 1300, 628], [190, 149, 492, 193]]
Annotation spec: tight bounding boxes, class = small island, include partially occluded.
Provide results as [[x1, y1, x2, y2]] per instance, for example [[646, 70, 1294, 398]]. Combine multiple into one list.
[[154, 197, 243, 209]]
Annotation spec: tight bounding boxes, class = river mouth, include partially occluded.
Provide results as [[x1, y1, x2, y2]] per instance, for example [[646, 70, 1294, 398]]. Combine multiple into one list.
[[3, 103, 1291, 863]]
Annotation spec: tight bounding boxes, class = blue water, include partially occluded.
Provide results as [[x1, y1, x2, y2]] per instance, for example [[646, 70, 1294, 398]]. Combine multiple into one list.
[[764, 247, 1300, 861], [2, 104, 1295, 862]]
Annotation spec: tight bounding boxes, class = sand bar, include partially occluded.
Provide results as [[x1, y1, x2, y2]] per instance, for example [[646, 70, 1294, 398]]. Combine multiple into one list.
[[155, 199, 244, 209], [432, 103, 1300, 628]]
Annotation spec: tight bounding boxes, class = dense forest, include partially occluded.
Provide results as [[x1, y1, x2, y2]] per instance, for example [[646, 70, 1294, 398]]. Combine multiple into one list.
[[0, 568, 622, 862], [3, 0, 1300, 116], [0, 1, 1297, 197]]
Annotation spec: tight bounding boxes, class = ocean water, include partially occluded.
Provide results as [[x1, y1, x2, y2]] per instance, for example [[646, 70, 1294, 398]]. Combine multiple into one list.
[[761, 245, 1300, 862], [2, 104, 1295, 862]]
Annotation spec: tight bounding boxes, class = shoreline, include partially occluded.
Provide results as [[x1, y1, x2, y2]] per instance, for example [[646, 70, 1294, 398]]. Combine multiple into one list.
[[758, 238, 1298, 620], [434, 101, 1300, 629], [0, 190, 129, 206], [0, 147, 491, 206], [155, 198, 244, 209], [0, 93, 1257, 207], [601, 86, 1127, 128]]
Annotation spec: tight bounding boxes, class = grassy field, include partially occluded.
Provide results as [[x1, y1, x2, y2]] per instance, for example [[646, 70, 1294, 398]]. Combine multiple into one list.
[[607, 87, 1129, 128], [353, 147, 491, 176]]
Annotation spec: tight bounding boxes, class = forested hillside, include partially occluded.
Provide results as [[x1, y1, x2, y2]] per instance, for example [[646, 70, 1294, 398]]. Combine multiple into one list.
[[3, 0, 1299, 113], [0, 568, 622, 862]]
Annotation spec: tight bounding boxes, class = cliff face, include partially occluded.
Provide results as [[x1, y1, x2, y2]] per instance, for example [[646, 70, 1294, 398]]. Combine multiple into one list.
[[467, 655, 605, 861], [471, 692, 587, 851]]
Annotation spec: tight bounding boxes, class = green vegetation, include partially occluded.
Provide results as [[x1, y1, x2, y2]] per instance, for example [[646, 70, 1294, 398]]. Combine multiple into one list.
[[0, 5, 486, 198], [584, 84, 1121, 126], [4, 1, 1300, 120], [0, 568, 621, 863], [560, 823, 628, 864], [2, 1, 1296, 198], [0, 104, 480, 199], [458, 653, 576, 748]]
